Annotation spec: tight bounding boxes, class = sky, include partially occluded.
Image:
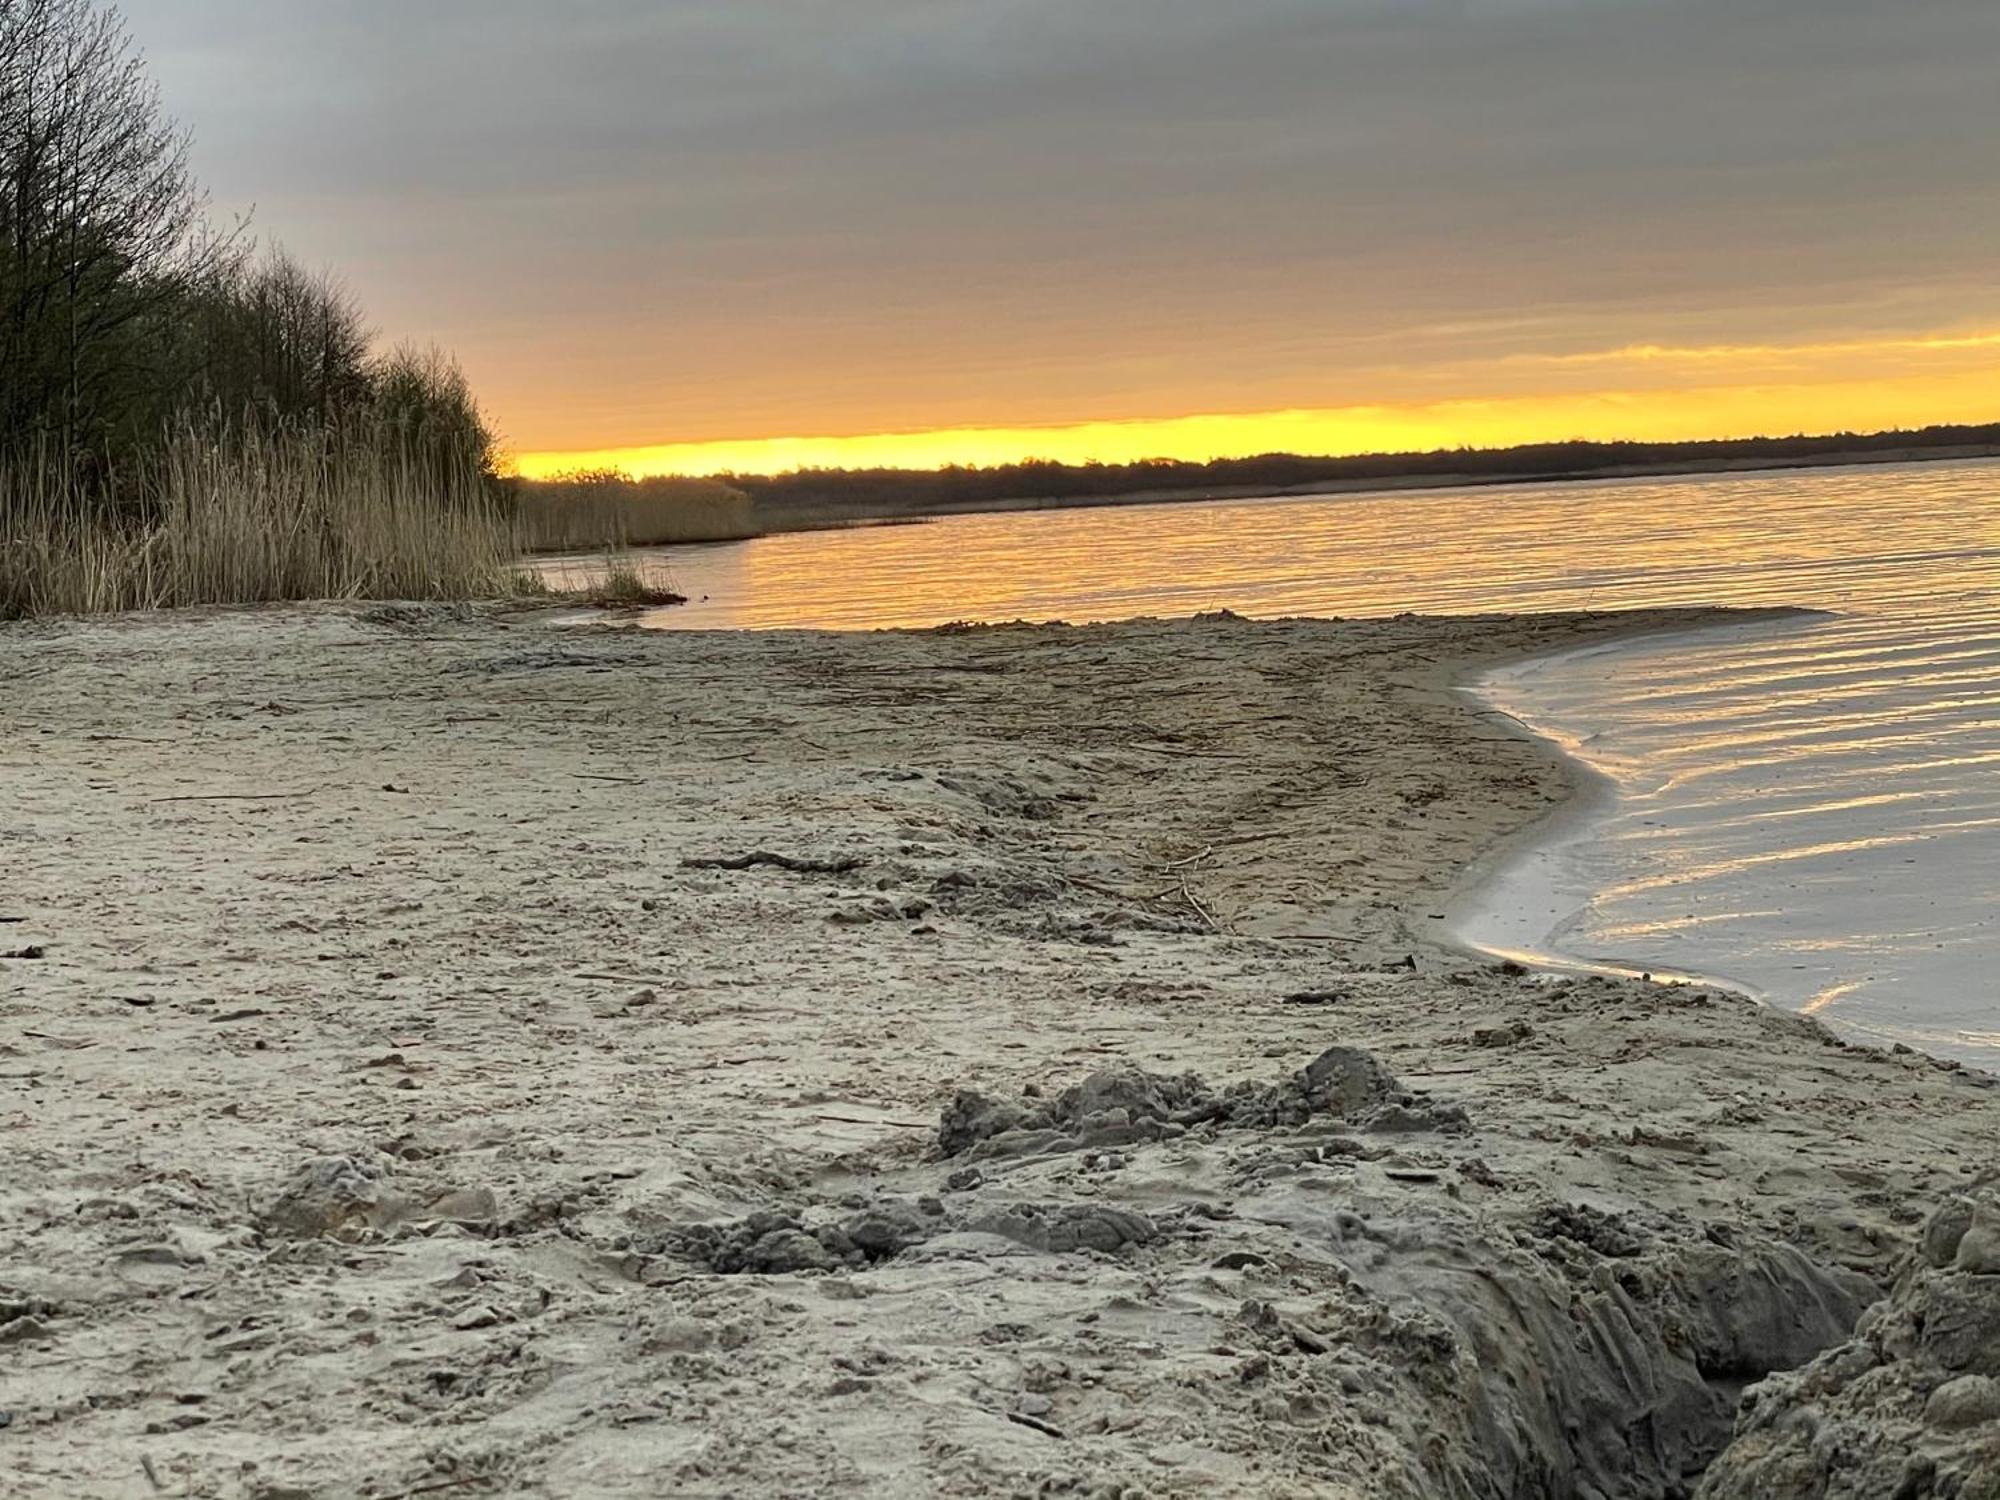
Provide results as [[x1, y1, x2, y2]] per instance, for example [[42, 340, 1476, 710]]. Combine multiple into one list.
[[128, 0, 2000, 476]]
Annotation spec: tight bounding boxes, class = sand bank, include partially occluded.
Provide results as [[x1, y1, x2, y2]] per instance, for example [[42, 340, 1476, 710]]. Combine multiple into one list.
[[4, 606, 1996, 1498]]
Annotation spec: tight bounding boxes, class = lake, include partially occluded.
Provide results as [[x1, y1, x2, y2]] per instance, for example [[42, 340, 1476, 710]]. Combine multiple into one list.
[[613, 458, 2000, 1068]]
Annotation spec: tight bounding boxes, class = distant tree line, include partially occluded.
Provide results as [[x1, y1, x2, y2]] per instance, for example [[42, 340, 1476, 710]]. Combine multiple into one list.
[[725, 424, 2000, 524], [0, 0, 494, 500]]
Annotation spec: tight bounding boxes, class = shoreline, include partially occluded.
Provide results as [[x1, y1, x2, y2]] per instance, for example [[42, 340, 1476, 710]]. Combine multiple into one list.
[[1431, 619, 1820, 1003], [5, 603, 1995, 1498]]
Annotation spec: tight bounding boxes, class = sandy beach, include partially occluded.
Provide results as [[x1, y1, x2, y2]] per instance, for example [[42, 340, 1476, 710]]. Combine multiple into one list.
[[5, 605, 1998, 1499]]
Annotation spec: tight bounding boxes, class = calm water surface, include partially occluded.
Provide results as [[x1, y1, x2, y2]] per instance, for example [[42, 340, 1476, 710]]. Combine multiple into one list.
[[614, 460, 2000, 1066]]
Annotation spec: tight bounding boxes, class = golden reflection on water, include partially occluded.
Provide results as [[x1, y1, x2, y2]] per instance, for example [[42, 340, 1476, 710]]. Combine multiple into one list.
[[634, 459, 2000, 632]]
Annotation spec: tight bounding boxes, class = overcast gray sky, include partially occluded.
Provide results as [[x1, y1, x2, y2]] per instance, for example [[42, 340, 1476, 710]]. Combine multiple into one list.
[[126, 0, 2000, 466]]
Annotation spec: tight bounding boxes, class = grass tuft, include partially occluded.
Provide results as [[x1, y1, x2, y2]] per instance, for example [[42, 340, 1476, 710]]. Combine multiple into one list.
[[529, 551, 686, 610], [586, 557, 686, 608]]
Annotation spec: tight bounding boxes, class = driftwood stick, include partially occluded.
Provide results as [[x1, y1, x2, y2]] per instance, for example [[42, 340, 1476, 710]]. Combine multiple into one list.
[[148, 791, 313, 805], [681, 851, 863, 875], [1005, 1410, 1067, 1440]]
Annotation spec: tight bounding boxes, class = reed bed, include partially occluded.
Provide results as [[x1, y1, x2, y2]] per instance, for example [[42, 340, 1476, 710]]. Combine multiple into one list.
[[1, 428, 536, 620], [510, 471, 757, 551]]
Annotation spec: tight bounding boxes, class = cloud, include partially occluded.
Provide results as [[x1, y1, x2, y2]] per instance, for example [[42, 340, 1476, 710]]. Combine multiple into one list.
[[124, 0, 2000, 449]]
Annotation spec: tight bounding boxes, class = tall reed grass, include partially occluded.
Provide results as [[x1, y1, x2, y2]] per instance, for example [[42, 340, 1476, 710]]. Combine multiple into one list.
[[1, 426, 535, 620], [509, 470, 756, 551]]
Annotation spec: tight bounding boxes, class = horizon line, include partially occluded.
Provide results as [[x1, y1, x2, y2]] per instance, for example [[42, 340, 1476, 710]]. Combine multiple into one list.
[[505, 415, 2000, 484], [508, 384, 2000, 482]]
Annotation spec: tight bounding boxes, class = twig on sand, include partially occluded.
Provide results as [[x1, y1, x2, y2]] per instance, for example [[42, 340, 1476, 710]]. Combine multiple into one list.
[[573, 773, 645, 784], [814, 1113, 930, 1129], [139, 1455, 167, 1493], [681, 851, 863, 875], [1178, 870, 1222, 931], [148, 790, 314, 804], [1004, 1411, 1067, 1440], [1161, 845, 1233, 931]]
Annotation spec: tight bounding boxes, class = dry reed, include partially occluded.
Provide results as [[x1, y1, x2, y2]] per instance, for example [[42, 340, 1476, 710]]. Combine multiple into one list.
[[1, 427, 536, 620], [510, 470, 756, 551]]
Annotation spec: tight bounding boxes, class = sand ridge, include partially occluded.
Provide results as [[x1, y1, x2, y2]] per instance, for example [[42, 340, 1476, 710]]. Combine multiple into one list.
[[3, 605, 1996, 1497]]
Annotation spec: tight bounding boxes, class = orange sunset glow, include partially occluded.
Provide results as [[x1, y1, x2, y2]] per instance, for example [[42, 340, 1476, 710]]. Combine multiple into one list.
[[510, 329, 2000, 478]]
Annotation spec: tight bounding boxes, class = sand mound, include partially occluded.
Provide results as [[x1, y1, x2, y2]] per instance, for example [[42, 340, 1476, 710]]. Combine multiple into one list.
[[937, 1046, 1469, 1159], [1699, 1175, 2000, 1498]]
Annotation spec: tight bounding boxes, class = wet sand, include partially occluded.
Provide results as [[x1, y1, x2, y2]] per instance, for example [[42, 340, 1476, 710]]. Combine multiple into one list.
[[4, 605, 1997, 1498]]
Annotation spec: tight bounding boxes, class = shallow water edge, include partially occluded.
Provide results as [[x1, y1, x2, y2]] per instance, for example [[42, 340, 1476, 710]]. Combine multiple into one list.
[[1443, 612, 2000, 1074]]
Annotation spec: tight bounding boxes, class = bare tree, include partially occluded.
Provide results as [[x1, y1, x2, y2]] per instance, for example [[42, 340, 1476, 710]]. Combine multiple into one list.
[[190, 247, 375, 429], [0, 0, 242, 469]]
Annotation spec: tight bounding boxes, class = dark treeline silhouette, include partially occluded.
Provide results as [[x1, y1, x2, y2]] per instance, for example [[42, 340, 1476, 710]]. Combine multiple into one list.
[[1, 0, 526, 617], [727, 423, 2000, 528], [0, 0, 495, 493]]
